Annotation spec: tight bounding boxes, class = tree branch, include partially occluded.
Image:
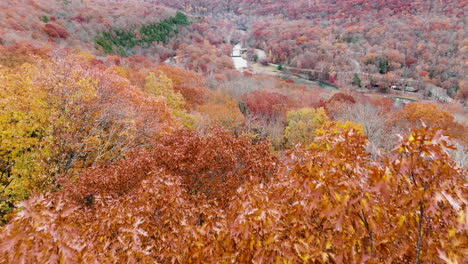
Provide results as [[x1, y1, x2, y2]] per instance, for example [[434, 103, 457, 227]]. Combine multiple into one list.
[[415, 202, 424, 264]]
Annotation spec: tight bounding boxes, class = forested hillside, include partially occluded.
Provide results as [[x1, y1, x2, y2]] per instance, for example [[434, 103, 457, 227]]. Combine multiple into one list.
[[0, 0, 466, 263]]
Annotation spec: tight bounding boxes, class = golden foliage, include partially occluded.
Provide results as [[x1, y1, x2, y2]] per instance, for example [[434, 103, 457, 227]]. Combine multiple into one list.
[[284, 107, 328, 147], [0, 54, 175, 222], [2, 126, 464, 263]]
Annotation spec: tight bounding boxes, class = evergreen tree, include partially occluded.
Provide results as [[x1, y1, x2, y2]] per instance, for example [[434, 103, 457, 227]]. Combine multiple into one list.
[[352, 73, 361, 87]]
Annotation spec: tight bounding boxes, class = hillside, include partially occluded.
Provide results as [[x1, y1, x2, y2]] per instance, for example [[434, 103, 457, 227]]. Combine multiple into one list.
[[0, 0, 175, 46], [0, 0, 466, 263]]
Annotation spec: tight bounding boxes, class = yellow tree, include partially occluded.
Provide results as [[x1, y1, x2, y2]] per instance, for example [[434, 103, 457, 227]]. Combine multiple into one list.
[[145, 72, 194, 128], [0, 54, 176, 223], [284, 107, 328, 147], [0, 64, 52, 222], [312, 120, 364, 150]]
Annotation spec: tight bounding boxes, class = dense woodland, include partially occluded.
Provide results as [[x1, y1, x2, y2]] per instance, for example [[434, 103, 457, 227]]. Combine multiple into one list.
[[0, 0, 466, 263]]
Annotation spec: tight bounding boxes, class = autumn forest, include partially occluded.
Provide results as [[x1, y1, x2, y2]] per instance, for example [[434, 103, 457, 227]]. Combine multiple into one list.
[[0, 0, 466, 263]]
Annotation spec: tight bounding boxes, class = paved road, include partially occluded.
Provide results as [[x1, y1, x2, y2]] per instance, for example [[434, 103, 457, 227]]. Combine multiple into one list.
[[231, 44, 248, 71]]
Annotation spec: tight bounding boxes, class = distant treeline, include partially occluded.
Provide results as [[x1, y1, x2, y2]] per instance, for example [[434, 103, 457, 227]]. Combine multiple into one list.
[[95, 12, 189, 56]]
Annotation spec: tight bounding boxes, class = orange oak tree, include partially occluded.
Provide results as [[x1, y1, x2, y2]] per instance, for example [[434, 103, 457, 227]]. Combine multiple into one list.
[[0, 126, 465, 263]]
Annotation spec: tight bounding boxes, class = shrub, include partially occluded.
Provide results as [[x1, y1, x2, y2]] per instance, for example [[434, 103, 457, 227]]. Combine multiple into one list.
[[327, 92, 356, 104], [39, 16, 49, 23], [41, 23, 69, 39], [241, 90, 290, 120]]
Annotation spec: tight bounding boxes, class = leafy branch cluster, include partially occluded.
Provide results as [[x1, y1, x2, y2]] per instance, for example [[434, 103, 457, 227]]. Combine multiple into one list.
[[0, 125, 465, 263]]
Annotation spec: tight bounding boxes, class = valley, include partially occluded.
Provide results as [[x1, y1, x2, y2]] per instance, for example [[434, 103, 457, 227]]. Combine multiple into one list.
[[0, 1, 466, 263]]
